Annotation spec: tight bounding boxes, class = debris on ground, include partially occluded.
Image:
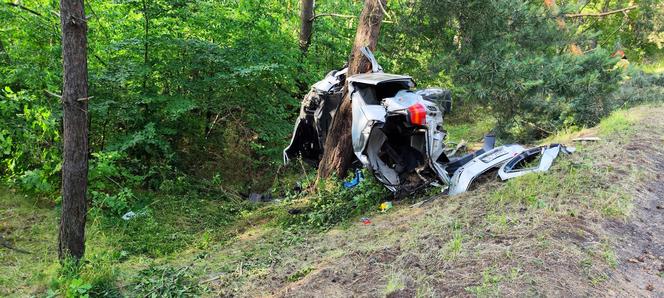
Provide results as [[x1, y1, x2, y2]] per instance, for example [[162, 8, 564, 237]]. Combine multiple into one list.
[[248, 193, 273, 203], [343, 169, 364, 189], [497, 144, 575, 181], [573, 137, 601, 142], [379, 201, 393, 212], [443, 140, 467, 157], [0, 234, 30, 254], [121, 211, 137, 220], [360, 217, 371, 225]]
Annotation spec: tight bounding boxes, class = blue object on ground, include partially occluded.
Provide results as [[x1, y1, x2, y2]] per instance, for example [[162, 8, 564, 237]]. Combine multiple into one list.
[[343, 169, 364, 188]]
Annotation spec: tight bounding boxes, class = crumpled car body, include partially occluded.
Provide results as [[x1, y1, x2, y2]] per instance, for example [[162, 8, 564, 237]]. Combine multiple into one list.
[[284, 48, 571, 195], [284, 48, 453, 193], [283, 68, 347, 165], [348, 73, 451, 192]]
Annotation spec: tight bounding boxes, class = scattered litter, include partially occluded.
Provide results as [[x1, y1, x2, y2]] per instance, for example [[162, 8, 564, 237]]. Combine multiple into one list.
[[293, 182, 303, 193], [121, 210, 146, 220], [573, 137, 601, 142], [343, 168, 364, 188], [360, 217, 372, 225], [288, 208, 302, 215], [379, 201, 393, 212], [248, 192, 273, 203], [646, 284, 654, 291]]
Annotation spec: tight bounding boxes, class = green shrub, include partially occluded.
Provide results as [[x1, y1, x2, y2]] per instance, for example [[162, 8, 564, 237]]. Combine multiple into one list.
[[0, 87, 60, 194], [284, 170, 389, 230], [133, 265, 202, 297]]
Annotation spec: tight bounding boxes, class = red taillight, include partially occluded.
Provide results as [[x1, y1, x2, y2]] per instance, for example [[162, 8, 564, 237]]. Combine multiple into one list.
[[408, 103, 427, 126]]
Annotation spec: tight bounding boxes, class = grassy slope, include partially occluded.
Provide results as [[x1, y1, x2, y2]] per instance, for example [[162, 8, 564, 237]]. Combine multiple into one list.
[[192, 105, 662, 296], [0, 190, 57, 295], [1, 105, 662, 297]]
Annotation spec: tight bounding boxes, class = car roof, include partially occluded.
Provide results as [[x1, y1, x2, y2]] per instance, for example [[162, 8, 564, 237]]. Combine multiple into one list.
[[347, 73, 414, 85]]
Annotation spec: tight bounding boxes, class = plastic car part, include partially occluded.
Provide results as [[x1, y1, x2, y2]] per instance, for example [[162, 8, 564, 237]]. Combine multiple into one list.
[[283, 69, 345, 164], [443, 134, 496, 174], [448, 144, 526, 196], [497, 144, 575, 181]]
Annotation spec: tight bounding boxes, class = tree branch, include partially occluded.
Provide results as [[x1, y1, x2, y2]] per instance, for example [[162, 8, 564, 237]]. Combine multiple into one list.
[[0, 234, 31, 254], [564, 5, 637, 18], [4, 2, 43, 17], [310, 13, 393, 23], [310, 13, 356, 21], [44, 89, 62, 99]]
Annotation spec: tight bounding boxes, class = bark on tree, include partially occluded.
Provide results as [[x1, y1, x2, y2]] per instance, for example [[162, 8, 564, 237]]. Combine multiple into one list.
[[316, 0, 387, 180], [299, 0, 315, 52], [58, 0, 89, 261]]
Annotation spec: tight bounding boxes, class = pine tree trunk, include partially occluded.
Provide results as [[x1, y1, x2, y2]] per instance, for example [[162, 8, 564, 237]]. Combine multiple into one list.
[[58, 0, 89, 261], [316, 0, 387, 180], [299, 0, 315, 52]]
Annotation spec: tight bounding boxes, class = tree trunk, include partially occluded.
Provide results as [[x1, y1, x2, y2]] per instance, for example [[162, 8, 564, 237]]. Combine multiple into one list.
[[58, 0, 89, 261], [317, 0, 387, 180], [299, 0, 315, 52]]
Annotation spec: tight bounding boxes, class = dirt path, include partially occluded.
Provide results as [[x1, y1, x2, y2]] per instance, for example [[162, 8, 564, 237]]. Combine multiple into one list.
[[604, 110, 664, 296]]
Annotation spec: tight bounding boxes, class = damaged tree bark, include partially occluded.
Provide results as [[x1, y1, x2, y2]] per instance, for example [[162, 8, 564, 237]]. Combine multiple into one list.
[[58, 0, 89, 261], [316, 0, 387, 181]]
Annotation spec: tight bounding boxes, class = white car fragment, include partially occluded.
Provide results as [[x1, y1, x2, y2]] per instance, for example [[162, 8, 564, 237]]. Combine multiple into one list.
[[447, 145, 526, 196], [498, 144, 575, 181]]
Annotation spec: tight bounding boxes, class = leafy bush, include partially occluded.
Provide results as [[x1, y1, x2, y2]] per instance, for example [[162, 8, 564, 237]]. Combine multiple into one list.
[[0, 87, 60, 194], [133, 265, 202, 297], [285, 170, 389, 229], [397, 0, 629, 141], [611, 69, 664, 105]]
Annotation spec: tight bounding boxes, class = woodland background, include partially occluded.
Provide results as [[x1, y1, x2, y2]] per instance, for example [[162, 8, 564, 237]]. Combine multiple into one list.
[[1, 0, 664, 296]]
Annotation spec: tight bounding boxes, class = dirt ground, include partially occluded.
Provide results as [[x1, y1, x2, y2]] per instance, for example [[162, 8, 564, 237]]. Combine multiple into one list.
[[603, 110, 664, 297], [199, 106, 664, 297]]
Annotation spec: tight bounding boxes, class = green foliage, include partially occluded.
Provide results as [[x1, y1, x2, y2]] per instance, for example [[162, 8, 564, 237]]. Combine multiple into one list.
[[611, 69, 664, 105], [133, 265, 202, 297], [406, 0, 627, 141], [2, 0, 662, 197], [0, 87, 60, 194], [285, 170, 389, 230], [48, 258, 97, 298], [287, 266, 314, 282], [572, 0, 664, 60]]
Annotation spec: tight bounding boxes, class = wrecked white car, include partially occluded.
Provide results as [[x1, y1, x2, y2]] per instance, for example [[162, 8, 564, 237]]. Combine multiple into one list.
[[284, 48, 572, 195], [284, 48, 453, 193]]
